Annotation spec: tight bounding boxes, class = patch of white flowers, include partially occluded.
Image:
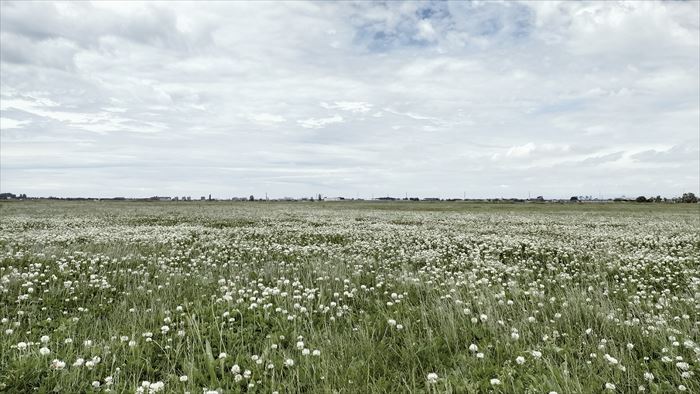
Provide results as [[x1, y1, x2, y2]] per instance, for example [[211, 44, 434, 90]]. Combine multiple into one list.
[[0, 203, 697, 392]]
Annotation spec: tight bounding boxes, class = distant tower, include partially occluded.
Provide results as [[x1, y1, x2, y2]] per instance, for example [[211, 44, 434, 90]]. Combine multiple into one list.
[[208, 194, 211, 201]]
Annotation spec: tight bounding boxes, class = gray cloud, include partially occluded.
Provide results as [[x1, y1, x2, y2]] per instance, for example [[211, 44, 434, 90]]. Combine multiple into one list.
[[1, 1, 698, 199]]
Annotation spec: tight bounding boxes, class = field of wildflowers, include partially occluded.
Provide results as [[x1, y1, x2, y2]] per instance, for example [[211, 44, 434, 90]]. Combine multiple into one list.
[[0, 201, 698, 393]]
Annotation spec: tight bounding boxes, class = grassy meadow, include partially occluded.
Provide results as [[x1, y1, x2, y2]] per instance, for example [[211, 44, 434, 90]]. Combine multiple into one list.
[[0, 200, 698, 393]]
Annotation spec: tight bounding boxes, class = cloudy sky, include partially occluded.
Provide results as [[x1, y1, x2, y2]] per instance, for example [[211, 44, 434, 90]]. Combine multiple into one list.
[[1, 1, 698, 199]]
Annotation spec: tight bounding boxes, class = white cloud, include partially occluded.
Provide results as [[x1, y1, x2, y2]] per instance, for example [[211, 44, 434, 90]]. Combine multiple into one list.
[[320, 101, 372, 113], [506, 142, 537, 158], [0, 117, 30, 130], [248, 113, 286, 126], [297, 115, 344, 129]]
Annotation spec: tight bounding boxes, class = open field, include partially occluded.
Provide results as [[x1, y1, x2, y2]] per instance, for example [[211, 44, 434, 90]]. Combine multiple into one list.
[[1, 201, 698, 393]]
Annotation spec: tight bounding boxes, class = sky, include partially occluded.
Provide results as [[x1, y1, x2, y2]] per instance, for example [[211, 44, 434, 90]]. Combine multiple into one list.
[[1, 1, 698, 199]]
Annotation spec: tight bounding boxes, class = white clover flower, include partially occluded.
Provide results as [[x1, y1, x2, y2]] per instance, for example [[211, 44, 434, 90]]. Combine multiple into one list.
[[217, 352, 227, 359], [531, 350, 542, 358], [17, 342, 27, 350], [387, 319, 396, 327], [73, 358, 85, 367], [302, 348, 310, 356], [490, 378, 501, 386], [231, 364, 241, 374], [469, 344, 478, 352], [605, 383, 616, 390], [678, 385, 687, 392], [284, 358, 294, 367], [643, 372, 654, 381], [40, 335, 50, 343], [296, 341, 305, 350], [516, 356, 525, 365], [39, 346, 51, 356], [312, 349, 321, 356], [179, 375, 188, 382], [91, 381, 100, 388], [50, 359, 66, 370], [396, 324, 404, 330], [427, 372, 438, 384], [476, 352, 485, 359]]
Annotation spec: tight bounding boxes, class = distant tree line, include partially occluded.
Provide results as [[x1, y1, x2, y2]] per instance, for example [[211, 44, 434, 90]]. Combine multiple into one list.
[[0, 192, 698, 203], [629, 192, 697, 203], [0, 193, 26, 199]]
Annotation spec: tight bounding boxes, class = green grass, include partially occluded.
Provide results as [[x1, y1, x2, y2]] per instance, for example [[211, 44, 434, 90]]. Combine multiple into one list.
[[0, 201, 698, 393]]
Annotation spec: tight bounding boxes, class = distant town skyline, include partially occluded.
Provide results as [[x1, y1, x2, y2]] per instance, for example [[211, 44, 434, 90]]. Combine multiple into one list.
[[1, 1, 699, 198]]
